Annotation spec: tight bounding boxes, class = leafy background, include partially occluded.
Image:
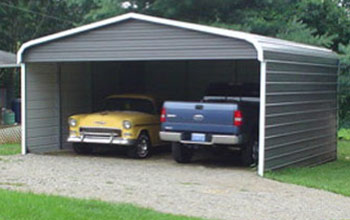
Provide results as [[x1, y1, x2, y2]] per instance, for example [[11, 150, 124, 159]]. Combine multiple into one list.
[[1, 0, 350, 127]]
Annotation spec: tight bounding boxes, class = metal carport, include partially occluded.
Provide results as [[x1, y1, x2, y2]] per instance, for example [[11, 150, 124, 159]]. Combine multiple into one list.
[[17, 13, 339, 176]]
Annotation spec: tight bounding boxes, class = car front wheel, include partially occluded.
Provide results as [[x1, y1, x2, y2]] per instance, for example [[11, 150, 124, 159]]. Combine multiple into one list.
[[127, 133, 151, 159], [72, 143, 93, 155]]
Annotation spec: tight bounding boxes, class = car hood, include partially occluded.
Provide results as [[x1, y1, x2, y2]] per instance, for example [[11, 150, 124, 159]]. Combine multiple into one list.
[[71, 111, 158, 128]]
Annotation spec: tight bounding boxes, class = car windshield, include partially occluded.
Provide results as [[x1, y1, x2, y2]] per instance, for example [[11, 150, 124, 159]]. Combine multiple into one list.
[[104, 98, 155, 114]]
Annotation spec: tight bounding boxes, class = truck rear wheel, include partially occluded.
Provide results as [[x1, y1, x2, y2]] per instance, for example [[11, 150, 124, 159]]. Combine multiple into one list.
[[172, 143, 193, 163], [73, 143, 93, 155], [241, 136, 258, 166]]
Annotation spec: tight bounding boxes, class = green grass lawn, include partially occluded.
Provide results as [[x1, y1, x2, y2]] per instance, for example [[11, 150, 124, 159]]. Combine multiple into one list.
[[0, 143, 21, 155], [0, 189, 203, 220], [265, 140, 350, 197]]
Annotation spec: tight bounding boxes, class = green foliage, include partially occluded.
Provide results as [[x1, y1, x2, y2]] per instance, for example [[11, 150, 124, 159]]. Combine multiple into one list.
[[338, 43, 350, 128], [0, 189, 203, 220], [265, 140, 350, 197], [74, 0, 125, 24], [338, 128, 350, 140], [276, 17, 337, 47], [296, 0, 350, 50], [0, 144, 21, 156], [0, 0, 96, 52]]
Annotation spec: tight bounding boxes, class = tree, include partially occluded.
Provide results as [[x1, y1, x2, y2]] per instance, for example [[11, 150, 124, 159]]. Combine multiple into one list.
[[0, 0, 96, 53], [0, 0, 94, 102], [1, 0, 350, 126]]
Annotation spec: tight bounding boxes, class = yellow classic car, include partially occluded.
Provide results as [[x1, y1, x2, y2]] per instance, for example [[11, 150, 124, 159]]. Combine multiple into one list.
[[67, 94, 162, 158]]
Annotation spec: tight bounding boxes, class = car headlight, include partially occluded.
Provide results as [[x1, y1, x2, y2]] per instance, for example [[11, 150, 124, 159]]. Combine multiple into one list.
[[69, 118, 77, 127], [123, 120, 132, 129]]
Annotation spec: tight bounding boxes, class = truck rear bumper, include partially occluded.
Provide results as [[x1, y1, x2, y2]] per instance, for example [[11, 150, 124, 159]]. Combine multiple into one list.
[[159, 131, 242, 145]]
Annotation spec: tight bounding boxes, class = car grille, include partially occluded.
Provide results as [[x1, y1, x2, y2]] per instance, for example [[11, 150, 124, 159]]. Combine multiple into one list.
[[79, 127, 121, 137]]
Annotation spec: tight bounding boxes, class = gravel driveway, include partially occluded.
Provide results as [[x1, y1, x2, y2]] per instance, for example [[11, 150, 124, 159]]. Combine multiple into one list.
[[0, 149, 349, 220]]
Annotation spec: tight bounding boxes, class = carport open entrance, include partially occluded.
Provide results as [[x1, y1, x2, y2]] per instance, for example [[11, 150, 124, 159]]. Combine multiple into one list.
[[58, 59, 261, 150]]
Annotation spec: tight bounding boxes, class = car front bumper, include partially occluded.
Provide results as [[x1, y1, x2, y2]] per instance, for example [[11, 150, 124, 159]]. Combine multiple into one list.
[[159, 131, 242, 145], [67, 135, 137, 146]]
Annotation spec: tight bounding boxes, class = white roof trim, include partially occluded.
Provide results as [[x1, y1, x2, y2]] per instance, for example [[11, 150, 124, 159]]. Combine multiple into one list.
[[17, 12, 336, 63], [0, 64, 20, 68]]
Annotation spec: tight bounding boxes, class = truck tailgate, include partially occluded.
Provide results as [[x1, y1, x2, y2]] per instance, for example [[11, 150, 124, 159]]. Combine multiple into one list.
[[162, 101, 239, 134]]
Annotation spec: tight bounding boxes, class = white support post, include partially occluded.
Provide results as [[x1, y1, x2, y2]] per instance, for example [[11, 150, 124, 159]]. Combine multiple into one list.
[[21, 63, 26, 155], [258, 61, 267, 176]]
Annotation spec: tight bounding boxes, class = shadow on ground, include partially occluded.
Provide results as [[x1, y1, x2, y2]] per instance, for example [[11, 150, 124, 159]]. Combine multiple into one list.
[[47, 143, 253, 170]]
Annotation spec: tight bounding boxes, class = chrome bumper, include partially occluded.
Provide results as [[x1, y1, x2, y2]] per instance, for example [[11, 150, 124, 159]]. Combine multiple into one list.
[[159, 131, 242, 145], [67, 135, 136, 146]]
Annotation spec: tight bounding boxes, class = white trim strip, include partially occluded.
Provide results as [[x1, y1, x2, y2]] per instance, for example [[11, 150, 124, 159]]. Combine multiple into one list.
[[0, 64, 20, 68], [258, 61, 267, 176], [264, 59, 338, 68], [21, 64, 26, 155]]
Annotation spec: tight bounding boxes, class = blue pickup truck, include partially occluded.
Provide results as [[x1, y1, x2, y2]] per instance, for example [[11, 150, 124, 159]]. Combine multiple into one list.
[[160, 83, 259, 166]]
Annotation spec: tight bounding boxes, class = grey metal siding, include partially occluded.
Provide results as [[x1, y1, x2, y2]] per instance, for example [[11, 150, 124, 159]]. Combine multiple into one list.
[[264, 51, 338, 170], [26, 63, 60, 153], [23, 19, 257, 62], [60, 63, 92, 149]]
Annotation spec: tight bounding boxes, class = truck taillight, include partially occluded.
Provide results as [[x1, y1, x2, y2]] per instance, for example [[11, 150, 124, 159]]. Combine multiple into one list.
[[160, 107, 166, 123], [234, 110, 243, 126]]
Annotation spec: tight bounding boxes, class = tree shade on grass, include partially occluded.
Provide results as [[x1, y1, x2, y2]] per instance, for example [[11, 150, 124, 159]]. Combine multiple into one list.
[[265, 140, 350, 197], [0, 144, 21, 155], [0, 189, 204, 220]]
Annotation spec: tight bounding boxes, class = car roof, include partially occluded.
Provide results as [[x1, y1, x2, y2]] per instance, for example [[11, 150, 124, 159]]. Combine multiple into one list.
[[106, 94, 156, 102]]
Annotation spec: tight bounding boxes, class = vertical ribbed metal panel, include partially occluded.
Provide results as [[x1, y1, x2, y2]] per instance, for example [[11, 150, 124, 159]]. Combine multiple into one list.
[[264, 51, 338, 170], [22, 19, 257, 62], [26, 63, 60, 153], [60, 63, 92, 149]]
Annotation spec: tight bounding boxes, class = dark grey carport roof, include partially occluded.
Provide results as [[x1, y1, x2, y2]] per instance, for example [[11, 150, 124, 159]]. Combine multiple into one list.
[[17, 13, 338, 63]]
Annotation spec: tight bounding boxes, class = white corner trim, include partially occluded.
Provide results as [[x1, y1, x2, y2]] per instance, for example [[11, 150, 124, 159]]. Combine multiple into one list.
[[17, 12, 264, 63], [258, 61, 267, 176], [21, 64, 26, 155]]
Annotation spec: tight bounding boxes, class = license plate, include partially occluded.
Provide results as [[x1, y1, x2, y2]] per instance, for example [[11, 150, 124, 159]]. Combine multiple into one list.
[[191, 133, 206, 142]]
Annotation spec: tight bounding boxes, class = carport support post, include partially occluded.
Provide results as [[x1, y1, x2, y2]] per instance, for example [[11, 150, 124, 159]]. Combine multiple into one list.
[[258, 61, 266, 176], [21, 63, 26, 155]]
